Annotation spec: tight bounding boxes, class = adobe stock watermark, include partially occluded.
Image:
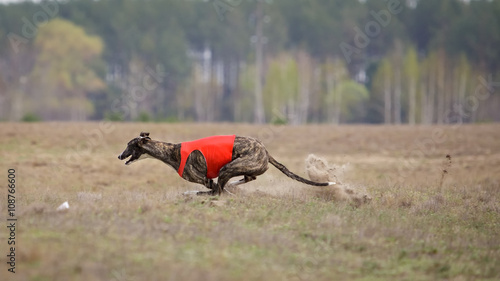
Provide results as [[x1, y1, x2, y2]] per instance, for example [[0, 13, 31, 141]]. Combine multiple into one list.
[[444, 74, 500, 123], [296, 254, 320, 281], [339, 0, 403, 64], [8, 1, 60, 53], [39, 64, 167, 181], [255, 107, 290, 145], [110, 64, 167, 121], [66, 64, 167, 162], [211, 0, 243, 21], [112, 268, 135, 281], [393, 74, 499, 185]]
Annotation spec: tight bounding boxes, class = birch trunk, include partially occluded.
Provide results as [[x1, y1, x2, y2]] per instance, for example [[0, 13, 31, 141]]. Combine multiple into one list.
[[253, 1, 265, 123], [409, 77, 416, 125], [384, 74, 392, 124], [436, 52, 445, 124], [298, 51, 311, 124]]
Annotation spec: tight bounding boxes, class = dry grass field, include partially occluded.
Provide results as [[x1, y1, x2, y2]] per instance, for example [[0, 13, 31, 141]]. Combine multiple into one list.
[[0, 122, 499, 281]]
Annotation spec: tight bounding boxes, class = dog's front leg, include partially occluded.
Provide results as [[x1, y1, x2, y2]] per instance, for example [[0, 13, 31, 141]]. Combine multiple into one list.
[[182, 176, 220, 196], [195, 179, 221, 196], [204, 179, 217, 190], [181, 151, 215, 195], [212, 182, 222, 195]]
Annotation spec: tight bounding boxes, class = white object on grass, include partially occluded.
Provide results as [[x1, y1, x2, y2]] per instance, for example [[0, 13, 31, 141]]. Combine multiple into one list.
[[57, 201, 69, 211]]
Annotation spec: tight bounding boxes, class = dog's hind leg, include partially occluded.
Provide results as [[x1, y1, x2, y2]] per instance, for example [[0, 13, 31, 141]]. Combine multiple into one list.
[[229, 175, 256, 186], [216, 151, 269, 194]]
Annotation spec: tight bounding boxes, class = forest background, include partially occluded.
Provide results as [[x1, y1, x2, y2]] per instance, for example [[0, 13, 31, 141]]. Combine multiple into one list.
[[1, 0, 499, 124]]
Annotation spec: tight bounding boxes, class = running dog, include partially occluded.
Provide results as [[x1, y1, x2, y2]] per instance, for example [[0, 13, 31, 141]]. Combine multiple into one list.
[[118, 132, 335, 195]]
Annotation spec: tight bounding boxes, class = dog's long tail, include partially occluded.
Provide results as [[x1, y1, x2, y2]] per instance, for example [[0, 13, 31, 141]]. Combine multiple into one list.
[[268, 154, 335, 187]]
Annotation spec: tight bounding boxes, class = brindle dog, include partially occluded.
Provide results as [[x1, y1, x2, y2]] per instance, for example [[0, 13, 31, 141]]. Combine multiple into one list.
[[118, 132, 335, 195]]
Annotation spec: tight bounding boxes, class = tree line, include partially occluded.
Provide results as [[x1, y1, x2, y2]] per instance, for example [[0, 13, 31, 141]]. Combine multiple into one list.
[[0, 0, 499, 123]]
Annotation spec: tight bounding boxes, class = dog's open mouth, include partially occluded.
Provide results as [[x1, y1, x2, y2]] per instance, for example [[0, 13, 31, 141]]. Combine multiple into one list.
[[124, 156, 135, 165], [119, 151, 149, 165], [118, 154, 137, 165]]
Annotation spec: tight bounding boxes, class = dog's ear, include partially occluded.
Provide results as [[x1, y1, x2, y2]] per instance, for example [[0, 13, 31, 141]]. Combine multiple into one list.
[[139, 136, 150, 146], [138, 132, 151, 146]]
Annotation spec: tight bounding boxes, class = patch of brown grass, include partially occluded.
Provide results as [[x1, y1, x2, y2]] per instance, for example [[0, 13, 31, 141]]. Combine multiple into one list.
[[0, 122, 499, 280]]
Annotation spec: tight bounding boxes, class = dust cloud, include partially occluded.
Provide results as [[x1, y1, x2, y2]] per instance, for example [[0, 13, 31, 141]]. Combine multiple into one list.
[[305, 154, 371, 206]]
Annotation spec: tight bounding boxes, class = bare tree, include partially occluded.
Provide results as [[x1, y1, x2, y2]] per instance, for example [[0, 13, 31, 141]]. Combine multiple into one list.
[[297, 50, 312, 124], [324, 58, 347, 125], [436, 49, 446, 124], [253, 0, 265, 124], [404, 46, 419, 125], [393, 40, 403, 124], [425, 52, 437, 124]]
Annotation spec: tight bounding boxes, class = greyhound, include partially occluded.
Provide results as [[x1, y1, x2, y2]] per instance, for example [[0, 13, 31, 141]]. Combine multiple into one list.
[[118, 132, 335, 195]]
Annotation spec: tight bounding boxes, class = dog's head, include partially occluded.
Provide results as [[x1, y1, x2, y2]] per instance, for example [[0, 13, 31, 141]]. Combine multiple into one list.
[[118, 132, 151, 165]]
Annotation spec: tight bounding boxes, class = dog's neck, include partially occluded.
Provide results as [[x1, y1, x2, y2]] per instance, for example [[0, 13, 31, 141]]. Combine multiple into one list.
[[142, 140, 181, 171]]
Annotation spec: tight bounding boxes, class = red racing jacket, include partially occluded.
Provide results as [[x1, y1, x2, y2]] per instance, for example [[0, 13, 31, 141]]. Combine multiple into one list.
[[178, 135, 236, 179]]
